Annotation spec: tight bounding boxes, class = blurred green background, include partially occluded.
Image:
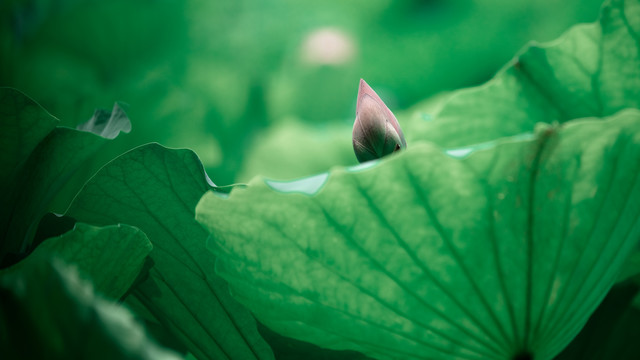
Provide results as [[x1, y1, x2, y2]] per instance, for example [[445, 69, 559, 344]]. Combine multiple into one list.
[[0, 0, 603, 185]]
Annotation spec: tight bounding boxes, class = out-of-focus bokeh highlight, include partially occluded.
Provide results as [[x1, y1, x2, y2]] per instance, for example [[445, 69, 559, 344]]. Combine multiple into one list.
[[1, 0, 603, 184]]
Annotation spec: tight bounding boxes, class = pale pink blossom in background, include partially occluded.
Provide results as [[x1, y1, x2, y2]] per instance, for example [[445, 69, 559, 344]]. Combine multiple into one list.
[[300, 27, 356, 65]]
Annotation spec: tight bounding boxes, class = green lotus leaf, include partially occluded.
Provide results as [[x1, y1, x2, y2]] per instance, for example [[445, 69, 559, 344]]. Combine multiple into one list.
[[406, 0, 640, 148], [67, 143, 274, 360], [0, 88, 130, 261], [197, 110, 640, 360]]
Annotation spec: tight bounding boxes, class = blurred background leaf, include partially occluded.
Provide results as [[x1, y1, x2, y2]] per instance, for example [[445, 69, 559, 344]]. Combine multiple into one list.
[[0, 256, 183, 360], [3, 223, 152, 300], [0, 0, 604, 184]]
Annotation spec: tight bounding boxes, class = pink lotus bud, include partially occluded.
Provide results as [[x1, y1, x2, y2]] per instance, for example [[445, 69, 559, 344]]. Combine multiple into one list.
[[352, 79, 406, 163]]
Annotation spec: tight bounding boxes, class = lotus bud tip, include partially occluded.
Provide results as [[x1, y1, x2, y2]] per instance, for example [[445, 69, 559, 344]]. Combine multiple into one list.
[[352, 79, 406, 163]]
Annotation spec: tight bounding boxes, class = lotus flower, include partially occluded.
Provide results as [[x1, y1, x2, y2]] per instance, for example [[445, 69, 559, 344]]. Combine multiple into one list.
[[352, 79, 407, 163]]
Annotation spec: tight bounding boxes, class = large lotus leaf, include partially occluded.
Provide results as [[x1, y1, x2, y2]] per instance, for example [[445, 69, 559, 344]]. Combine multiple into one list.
[[3, 223, 152, 299], [0, 87, 57, 249], [0, 257, 182, 360], [196, 110, 640, 360], [0, 88, 130, 261], [406, 0, 640, 148], [0, 87, 57, 187], [67, 144, 274, 360]]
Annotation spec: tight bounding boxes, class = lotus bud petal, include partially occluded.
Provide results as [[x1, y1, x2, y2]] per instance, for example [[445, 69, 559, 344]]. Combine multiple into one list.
[[352, 79, 407, 163]]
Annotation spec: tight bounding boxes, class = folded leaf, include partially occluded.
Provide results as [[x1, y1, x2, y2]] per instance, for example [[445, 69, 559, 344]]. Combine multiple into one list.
[[0, 257, 183, 360], [67, 144, 274, 360], [77, 102, 132, 139], [3, 223, 152, 299], [0, 88, 130, 261], [407, 0, 640, 148], [197, 110, 640, 360]]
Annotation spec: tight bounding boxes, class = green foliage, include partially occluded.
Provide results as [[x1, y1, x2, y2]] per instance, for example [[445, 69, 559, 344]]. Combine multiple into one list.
[[195, 0, 640, 359], [239, 0, 640, 182], [67, 144, 274, 360], [1, 0, 640, 359], [0, 0, 604, 183], [0, 87, 129, 262], [197, 110, 640, 360], [3, 223, 152, 299], [237, 121, 354, 182], [0, 257, 183, 360], [405, 0, 640, 148]]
